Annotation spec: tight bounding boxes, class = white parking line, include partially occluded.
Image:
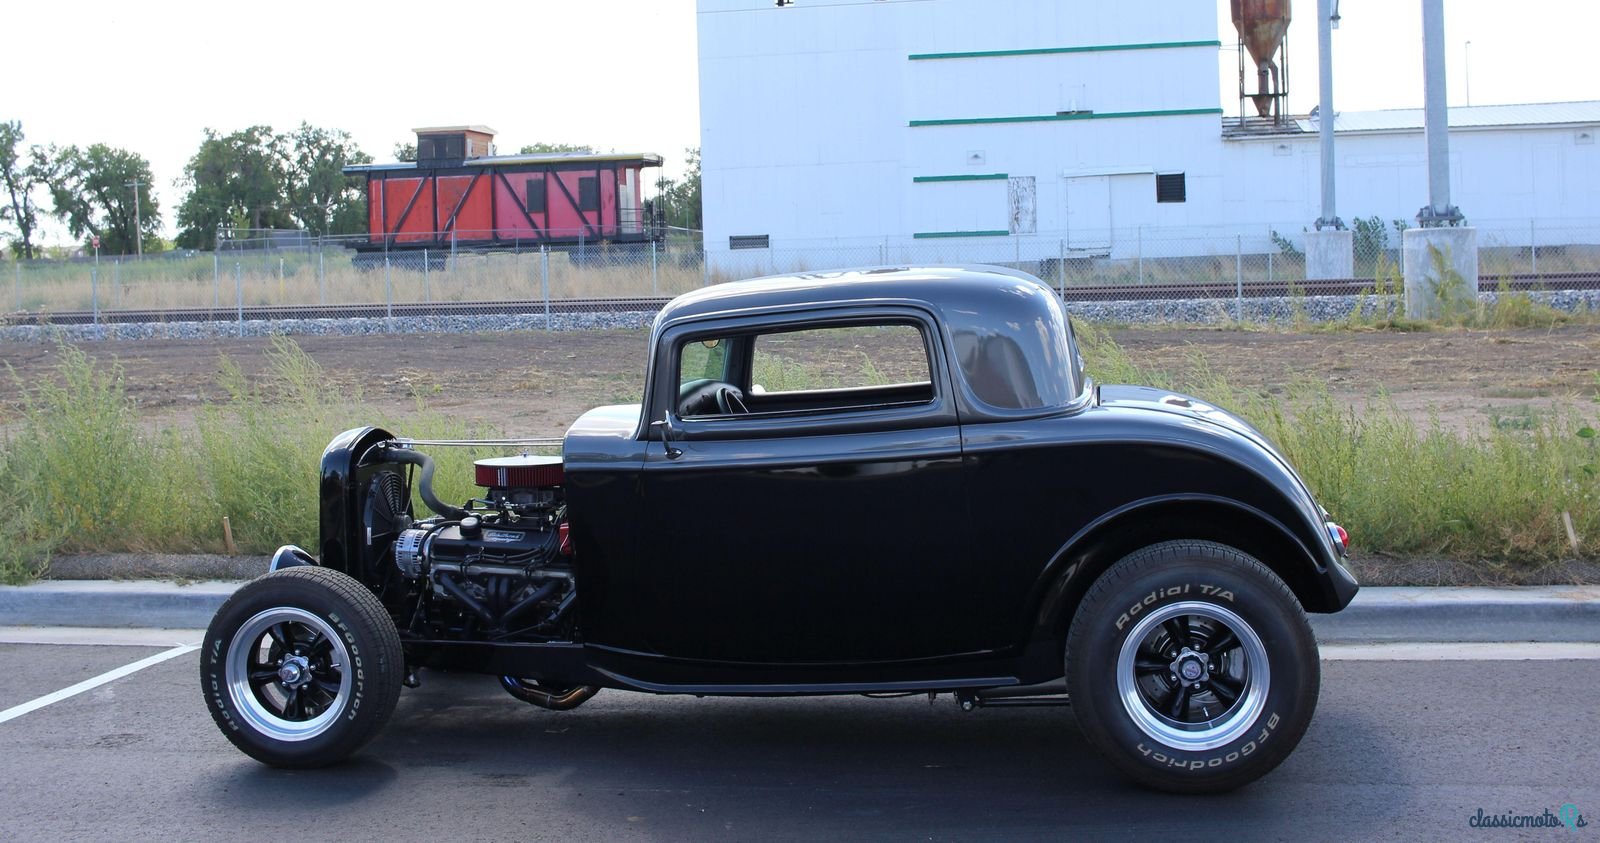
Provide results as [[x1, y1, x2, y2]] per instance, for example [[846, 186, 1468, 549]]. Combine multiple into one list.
[[1320, 642, 1600, 660], [0, 627, 204, 647], [0, 643, 199, 725]]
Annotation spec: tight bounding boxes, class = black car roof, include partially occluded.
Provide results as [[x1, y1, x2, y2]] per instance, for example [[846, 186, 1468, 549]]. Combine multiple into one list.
[[655, 265, 1049, 324], [656, 265, 1084, 413]]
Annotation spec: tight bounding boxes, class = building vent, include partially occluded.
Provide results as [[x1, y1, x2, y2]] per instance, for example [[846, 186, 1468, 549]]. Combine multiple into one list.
[[1156, 173, 1187, 204], [730, 234, 770, 250]]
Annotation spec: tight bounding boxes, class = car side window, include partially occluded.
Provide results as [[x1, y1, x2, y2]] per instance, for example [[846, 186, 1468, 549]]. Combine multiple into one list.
[[679, 338, 729, 384], [751, 324, 929, 395], [674, 321, 936, 421]]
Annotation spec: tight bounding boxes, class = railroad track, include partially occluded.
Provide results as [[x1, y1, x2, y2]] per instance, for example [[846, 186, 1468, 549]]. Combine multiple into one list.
[[4, 296, 674, 327], [9, 272, 1600, 327]]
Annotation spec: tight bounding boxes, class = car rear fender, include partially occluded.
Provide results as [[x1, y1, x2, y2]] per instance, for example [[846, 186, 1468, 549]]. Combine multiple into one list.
[[1029, 494, 1343, 647]]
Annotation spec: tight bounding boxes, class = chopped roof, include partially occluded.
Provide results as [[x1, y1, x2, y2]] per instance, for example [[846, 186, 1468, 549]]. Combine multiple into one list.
[[655, 265, 1085, 412], [656, 265, 1040, 324]]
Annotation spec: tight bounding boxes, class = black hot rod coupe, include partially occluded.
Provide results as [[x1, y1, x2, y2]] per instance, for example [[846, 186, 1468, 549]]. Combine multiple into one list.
[[201, 265, 1357, 793]]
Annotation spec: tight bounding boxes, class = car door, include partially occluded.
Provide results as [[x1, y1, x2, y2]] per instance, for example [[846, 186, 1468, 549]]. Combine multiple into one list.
[[616, 309, 979, 665]]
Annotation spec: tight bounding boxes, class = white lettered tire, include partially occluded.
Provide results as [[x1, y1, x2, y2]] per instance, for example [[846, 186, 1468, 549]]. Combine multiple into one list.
[[201, 566, 404, 768], [1065, 540, 1320, 793]]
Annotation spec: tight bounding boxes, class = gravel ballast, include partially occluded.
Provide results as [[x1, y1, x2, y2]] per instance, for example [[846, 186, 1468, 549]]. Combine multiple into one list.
[[5, 289, 1596, 343]]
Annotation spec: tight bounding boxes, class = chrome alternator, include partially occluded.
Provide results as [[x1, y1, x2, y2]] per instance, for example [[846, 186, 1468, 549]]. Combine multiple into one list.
[[394, 528, 430, 578]]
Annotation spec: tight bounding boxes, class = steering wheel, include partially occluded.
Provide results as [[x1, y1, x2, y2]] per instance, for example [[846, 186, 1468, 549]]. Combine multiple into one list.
[[715, 385, 749, 415]]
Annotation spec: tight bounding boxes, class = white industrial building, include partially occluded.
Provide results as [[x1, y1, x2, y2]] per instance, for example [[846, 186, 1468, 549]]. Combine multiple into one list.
[[695, 0, 1600, 273]]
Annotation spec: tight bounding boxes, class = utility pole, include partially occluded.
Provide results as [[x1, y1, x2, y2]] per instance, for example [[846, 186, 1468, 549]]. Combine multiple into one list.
[[1314, 0, 1343, 232], [1304, 0, 1351, 280], [126, 179, 144, 259], [1464, 41, 1472, 106], [1402, 0, 1475, 319], [1418, 0, 1461, 225]]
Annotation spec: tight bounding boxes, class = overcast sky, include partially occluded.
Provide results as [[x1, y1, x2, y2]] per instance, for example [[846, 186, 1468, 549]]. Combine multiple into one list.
[[7, 0, 1597, 245]]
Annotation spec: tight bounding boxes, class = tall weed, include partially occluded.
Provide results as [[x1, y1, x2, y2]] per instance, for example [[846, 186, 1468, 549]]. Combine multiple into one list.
[[1, 330, 1596, 580], [0, 337, 511, 576], [1077, 322, 1598, 563]]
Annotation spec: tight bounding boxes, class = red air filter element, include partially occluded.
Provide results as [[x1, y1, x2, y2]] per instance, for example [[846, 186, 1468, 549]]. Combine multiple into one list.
[[474, 455, 564, 489]]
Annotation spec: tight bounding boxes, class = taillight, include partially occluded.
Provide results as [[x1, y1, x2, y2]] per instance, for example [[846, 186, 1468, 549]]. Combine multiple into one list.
[[1328, 522, 1348, 550]]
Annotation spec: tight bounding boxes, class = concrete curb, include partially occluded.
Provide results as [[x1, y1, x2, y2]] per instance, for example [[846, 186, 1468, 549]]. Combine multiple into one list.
[[0, 581, 242, 630], [2, 581, 1597, 643], [1306, 586, 1600, 643]]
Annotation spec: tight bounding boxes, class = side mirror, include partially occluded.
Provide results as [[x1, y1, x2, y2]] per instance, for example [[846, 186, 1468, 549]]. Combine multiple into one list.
[[650, 415, 683, 460]]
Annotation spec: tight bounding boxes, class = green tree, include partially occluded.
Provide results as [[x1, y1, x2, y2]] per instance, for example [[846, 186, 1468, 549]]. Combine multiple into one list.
[[652, 147, 701, 231], [282, 123, 371, 236], [40, 144, 161, 255], [175, 126, 291, 249], [0, 120, 47, 259], [393, 141, 416, 162], [519, 142, 595, 154]]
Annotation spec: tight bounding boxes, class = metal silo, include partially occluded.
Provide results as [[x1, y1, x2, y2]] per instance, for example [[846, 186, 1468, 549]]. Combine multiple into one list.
[[1231, 0, 1292, 120]]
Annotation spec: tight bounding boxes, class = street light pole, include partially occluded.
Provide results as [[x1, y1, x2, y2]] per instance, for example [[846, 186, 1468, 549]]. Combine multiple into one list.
[[126, 179, 143, 259]]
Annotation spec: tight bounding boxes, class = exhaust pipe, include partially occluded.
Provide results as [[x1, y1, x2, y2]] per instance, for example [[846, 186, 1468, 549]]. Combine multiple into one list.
[[499, 677, 600, 711]]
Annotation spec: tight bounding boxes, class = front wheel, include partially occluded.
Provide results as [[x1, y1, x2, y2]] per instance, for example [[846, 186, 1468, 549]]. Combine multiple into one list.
[[1065, 540, 1320, 793], [201, 566, 404, 768]]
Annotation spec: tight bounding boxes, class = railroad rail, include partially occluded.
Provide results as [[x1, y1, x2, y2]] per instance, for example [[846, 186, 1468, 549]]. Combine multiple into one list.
[[8, 272, 1599, 327]]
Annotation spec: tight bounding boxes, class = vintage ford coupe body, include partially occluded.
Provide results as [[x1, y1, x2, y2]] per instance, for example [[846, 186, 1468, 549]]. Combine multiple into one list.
[[202, 266, 1358, 792]]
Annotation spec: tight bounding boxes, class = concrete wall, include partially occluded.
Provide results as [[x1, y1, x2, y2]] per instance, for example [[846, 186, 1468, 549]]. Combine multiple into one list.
[[1220, 125, 1600, 234], [697, 0, 1222, 250]]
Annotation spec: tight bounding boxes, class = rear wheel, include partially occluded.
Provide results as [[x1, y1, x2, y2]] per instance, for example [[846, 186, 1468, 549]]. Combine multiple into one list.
[[201, 566, 403, 768], [1065, 540, 1319, 793]]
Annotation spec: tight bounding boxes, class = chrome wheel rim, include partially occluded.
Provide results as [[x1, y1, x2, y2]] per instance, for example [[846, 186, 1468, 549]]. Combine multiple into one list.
[[226, 608, 352, 742], [1115, 601, 1269, 751]]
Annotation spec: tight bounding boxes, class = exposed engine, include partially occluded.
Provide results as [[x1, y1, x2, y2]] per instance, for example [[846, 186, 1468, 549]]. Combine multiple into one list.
[[373, 450, 577, 643]]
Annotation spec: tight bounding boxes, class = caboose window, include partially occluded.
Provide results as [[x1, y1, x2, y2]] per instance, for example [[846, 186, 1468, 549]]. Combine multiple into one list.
[[525, 178, 546, 213], [417, 137, 436, 160], [579, 177, 600, 212]]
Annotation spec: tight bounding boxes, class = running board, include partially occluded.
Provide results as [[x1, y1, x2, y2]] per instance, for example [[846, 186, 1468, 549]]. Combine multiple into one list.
[[591, 665, 1019, 697], [960, 679, 1070, 710]]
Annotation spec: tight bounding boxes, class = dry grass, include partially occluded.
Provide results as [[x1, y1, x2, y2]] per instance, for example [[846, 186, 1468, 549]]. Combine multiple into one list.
[[10, 249, 708, 314]]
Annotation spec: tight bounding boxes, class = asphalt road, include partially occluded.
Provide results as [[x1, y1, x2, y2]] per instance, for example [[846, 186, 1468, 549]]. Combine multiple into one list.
[[1, 637, 1596, 842]]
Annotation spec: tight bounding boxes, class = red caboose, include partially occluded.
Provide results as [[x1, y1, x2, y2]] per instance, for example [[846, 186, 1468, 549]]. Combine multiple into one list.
[[343, 125, 664, 255]]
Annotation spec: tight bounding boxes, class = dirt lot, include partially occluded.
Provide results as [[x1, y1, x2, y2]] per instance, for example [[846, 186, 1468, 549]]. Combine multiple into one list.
[[2, 324, 1597, 437]]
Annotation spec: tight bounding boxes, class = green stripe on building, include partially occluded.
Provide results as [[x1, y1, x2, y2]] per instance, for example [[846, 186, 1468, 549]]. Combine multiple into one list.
[[912, 173, 1009, 183], [909, 107, 1222, 128], [909, 40, 1221, 61], [912, 230, 1010, 239]]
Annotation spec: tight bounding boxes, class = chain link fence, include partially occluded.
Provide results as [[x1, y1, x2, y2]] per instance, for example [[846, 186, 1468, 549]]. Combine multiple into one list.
[[6, 218, 1598, 327]]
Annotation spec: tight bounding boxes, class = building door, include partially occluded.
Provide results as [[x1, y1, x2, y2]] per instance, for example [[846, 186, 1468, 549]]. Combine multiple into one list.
[[1065, 175, 1111, 253], [1008, 176, 1037, 234]]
